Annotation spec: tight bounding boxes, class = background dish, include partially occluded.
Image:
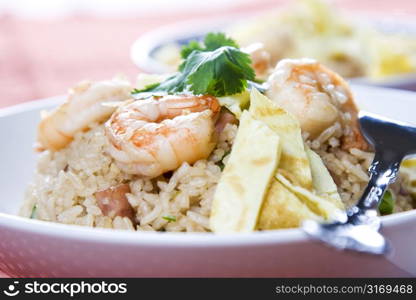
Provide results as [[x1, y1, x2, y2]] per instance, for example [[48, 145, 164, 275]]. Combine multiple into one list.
[[131, 15, 416, 91], [0, 85, 415, 277]]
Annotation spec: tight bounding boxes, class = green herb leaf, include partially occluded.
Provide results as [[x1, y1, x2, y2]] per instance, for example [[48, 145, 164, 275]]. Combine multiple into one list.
[[131, 82, 161, 95], [180, 33, 239, 59], [132, 32, 255, 98], [218, 150, 231, 171], [191, 47, 254, 95], [223, 150, 231, 159], [30, 205, 37, 219], [162, 215, 177, 223], [379, 190, 395, 215], [180, 40, 203, 59], [203, 32, 239, 51]]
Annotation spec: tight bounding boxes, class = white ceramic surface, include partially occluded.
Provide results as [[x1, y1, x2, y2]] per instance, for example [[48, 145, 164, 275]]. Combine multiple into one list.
[[131, 16, 416, 91], [0, 85, 415, 277]]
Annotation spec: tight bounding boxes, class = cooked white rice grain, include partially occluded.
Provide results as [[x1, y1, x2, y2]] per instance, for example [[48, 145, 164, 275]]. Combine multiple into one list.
[[22, 107, 415, 232]]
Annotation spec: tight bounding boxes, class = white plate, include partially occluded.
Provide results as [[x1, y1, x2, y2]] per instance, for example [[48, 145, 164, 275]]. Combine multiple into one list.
[[0, 85, 416, 277], [131, 15, 416, 91]]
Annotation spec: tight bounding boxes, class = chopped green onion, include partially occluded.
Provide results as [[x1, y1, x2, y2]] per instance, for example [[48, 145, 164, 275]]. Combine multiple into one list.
[[30, 205, 37, 219], [162, 215, 177, 223], [379, 190, 395, 215]]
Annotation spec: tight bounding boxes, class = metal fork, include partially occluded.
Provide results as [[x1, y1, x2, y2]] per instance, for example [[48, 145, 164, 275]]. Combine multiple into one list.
[[303, 111, 416, 255]]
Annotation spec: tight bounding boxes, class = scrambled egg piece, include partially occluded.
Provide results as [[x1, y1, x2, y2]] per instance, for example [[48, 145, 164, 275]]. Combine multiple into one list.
[[210, 89, 344, 233], [210, 110, 281, 233], [257, 179, 320, 229], [249, 89, 313, 189], [218, 90, 250, 119], [305, 146, 341, 204]]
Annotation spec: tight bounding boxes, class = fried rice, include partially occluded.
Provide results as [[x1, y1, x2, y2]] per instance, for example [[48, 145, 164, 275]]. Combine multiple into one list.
[[20, 62, 416, 232], [20, 115, 415, 232], [20, 121, 238, 232]]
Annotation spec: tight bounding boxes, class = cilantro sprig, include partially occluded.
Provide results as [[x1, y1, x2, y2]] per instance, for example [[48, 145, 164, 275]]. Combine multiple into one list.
[[180, 33, 239, 59], [132, 33, 255, 98]]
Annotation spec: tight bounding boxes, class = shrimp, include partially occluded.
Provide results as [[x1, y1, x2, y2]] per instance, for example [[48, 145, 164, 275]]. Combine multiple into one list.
[[37, 78, 131, 151], [242, 43, 272, 79], [266, 58, 367, 150], [105, 94, 220, 178]]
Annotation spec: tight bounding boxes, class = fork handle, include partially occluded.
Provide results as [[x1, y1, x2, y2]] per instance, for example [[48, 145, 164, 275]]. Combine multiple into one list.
[[356, 150, 404, 211]]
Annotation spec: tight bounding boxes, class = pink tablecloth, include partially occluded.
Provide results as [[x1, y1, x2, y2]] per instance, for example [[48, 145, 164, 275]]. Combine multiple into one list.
[[1, 0, 416, 109], [0, 0, 282, 108], [1, 0, 415, 278]]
